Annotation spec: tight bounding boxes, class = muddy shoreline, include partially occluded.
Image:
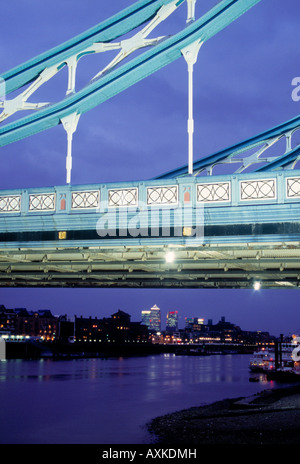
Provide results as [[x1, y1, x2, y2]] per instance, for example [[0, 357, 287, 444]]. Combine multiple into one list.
[[148, 383, 300, 445]]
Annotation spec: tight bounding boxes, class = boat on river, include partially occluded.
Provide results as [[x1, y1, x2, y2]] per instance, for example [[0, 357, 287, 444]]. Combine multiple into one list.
[[250, 336, 300, 380], [249, 348, 271, 373]]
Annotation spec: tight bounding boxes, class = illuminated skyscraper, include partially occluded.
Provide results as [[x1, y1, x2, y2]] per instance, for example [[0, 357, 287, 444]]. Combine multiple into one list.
[[149, 304, 161, 333], [141, 310, 151, 328], [166, 311, 178, 332]]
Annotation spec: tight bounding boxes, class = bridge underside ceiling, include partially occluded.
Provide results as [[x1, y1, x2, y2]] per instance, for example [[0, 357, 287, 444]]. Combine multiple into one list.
[[1, 242, 300, 289]]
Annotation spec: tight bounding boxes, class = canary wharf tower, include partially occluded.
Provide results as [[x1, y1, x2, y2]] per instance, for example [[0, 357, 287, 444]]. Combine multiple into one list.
[[149, 304, 161, 333]]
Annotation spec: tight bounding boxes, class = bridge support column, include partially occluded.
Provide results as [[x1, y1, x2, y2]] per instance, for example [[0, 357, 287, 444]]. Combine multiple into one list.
[[186, 0, 196, 23], [61, 112, 80, 184], [181, 39, 202, 175], [66, 56, 78, 96]]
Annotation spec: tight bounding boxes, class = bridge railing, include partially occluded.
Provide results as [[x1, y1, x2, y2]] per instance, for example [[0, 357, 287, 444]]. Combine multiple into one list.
[[1, 170, 300, 216]]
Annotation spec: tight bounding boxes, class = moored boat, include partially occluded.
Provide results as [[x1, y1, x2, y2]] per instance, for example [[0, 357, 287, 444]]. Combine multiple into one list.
[[249, 348, 271, 372], [250, 335, 300, 380]]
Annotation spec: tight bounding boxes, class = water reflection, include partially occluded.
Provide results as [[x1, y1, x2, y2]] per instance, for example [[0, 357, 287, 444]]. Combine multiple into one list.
[[0, 354, 277, 444]]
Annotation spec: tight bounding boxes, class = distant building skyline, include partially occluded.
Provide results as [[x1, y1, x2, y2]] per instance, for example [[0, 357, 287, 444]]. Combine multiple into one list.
[[185, 317, 204, 329], [141, 306, 213, 333], [166, 311, 178, 333]]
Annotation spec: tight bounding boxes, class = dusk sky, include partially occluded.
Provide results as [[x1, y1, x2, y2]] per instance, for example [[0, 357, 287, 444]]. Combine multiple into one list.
[[0, 0, 300, 337]]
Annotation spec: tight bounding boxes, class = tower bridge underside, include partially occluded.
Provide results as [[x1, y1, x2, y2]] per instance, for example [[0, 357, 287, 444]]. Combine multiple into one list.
[[0, 241, 300, 289]]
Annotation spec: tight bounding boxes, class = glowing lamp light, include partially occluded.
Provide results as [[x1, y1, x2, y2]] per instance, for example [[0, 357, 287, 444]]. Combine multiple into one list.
[[253, 281, 261, 291], [165, 251, 175, 263]]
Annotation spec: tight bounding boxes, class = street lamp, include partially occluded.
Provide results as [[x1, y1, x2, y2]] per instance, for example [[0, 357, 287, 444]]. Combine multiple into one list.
[[253, 281, 261, 291]]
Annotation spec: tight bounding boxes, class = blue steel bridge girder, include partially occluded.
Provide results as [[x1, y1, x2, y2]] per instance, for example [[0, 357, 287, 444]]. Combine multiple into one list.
[[155, 114, 300, 179], [0, 0, 262, 184], [0, 170, 300, 289], [1, 0, 300, 290], [1, 0, 180, 95], [1, 0, 299, 182]]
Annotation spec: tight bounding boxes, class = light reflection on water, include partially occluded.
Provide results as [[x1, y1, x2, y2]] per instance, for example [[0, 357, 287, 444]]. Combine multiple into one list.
[[0, 354, 274, 444]]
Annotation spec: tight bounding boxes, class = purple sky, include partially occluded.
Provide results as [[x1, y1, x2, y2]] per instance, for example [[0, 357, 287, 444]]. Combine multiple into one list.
[[0, 0, 300, 336]]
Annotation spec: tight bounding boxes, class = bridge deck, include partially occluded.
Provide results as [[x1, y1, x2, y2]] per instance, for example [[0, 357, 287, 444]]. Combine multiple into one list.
[[0, 170, 300, 288]]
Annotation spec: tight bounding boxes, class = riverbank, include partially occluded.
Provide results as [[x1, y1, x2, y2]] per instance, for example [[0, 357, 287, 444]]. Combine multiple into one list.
[[148, 383, 300, 445]]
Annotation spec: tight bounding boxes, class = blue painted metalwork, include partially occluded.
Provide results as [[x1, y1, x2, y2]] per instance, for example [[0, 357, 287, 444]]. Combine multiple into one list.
[[256, 145, 300, 172], [1, 0, 300, 290], [0, 0, 261, 149], [156, 114, 300, 179], [0, 170, 300, 249], [2, 0, 176, 94]]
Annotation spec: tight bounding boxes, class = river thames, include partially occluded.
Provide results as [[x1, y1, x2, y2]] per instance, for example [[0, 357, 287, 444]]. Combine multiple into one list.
[[0, 353, 277, 444]]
